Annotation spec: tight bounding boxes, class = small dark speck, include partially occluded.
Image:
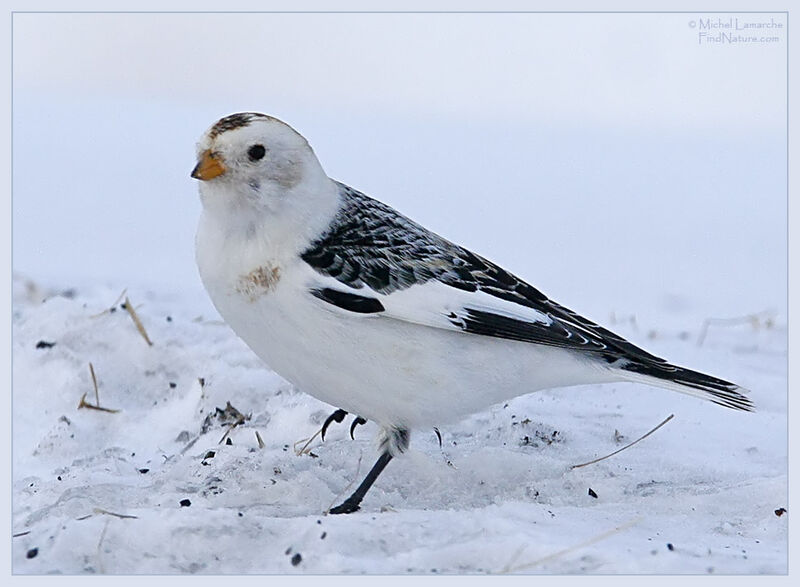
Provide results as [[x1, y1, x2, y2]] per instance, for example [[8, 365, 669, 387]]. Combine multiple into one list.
[[166, 316, 173, 322], [226, 438, 233, 446], [588, 488, 598, 499], [138, 468, 149, 474], [120, 303, 127, 310], [204, 451, 216, 459], [109, 306, 117, 313], [291, 553, 302, 566], [169, 382, 177, 389], [775, 507, 787, 517], [238, 512, 243, 517], [285, 547, 292, 555], [57, 476, 62, 481], [320, 532, 327, 540], [35, 340, 56, 349], [26, 547, 38, 559], [667, 543, 674, 551], [180, 499, 191, 507]]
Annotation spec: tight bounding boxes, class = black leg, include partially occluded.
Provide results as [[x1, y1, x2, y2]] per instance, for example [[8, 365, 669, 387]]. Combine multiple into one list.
[[329, 451, 393, 515], [321, 409, 348, 441]]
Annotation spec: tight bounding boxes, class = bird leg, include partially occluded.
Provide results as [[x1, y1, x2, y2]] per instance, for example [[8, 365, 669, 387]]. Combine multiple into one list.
[[329, 451, 393, 514], [328, 426, 408, 514], [321, 409, 348, 441]]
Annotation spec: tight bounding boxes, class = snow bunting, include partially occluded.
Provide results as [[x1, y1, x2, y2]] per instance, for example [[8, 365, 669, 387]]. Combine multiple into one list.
[[192, 113, 753, 514]]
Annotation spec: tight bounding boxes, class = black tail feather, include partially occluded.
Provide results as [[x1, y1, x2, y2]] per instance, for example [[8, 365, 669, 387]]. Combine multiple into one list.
[[620, 361, 754, 412]]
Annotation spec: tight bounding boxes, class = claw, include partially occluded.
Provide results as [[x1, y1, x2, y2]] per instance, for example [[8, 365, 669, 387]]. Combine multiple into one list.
[[321, 409, 348, 441], [349, 416, 367, 439]]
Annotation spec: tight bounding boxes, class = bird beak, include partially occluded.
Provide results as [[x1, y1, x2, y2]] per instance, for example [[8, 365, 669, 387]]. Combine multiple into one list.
[[191, 150, 226, 181]]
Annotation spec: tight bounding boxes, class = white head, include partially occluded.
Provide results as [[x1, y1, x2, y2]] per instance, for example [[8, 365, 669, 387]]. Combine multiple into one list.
[[192, 113, 339, 250]]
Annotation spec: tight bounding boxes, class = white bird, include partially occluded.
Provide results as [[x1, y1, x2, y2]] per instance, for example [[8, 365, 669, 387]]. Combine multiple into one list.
[[192, 112, 753, 514]]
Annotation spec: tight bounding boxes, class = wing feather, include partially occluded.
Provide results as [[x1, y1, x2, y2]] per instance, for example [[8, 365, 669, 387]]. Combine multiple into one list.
[[302, 182, 658, 364]]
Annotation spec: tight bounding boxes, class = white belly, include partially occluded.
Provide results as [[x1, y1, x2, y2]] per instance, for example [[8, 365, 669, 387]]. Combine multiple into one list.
[[198, 257, 615, 430]]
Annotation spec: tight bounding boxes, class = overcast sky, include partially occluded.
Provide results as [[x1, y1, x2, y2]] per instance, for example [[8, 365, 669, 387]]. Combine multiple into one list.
[[14, 12, 786, 129], [12, 11, 787, 325]]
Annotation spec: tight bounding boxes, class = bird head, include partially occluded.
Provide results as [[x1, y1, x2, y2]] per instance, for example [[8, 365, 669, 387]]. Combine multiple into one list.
[[192, 113, 339, 250], [192, 113, 329, 206]]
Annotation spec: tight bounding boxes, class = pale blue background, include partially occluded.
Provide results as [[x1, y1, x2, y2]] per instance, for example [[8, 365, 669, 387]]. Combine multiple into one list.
[[12, 12, 787, 326]]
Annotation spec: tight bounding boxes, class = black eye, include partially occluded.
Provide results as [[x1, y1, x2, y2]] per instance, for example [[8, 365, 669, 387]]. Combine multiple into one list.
[[248, 144, 266, 161]]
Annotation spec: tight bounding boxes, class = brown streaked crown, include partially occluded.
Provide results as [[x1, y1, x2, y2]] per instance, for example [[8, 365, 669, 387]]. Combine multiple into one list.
[[208, 112, 273, 139]]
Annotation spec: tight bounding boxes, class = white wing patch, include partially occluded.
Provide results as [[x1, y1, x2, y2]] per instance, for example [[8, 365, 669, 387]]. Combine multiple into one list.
[[306, 274, 552, 334], [379, 280, 552, 330]]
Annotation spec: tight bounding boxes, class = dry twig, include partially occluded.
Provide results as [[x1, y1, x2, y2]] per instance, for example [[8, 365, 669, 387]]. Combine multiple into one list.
[[570, 414, 674, 470], [294, 429, 322, 456], [78, 363, 120, 413], [500, 517, 642, 573], [89, 362, 100, 405], [76, 508, 138, 521], [93, 508, 138, 520], [124, 296, 153, 346], [90, 288, 127, 318], [697, 309, 775, 346]]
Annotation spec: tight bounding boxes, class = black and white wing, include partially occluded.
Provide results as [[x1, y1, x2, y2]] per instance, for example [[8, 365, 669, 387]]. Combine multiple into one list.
[[301, 182, 752, 411], [303, 183, 656, 361]]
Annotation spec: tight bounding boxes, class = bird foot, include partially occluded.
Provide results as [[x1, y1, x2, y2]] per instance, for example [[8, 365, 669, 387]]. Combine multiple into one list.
[[321, 409, 368, 441], [349, 416, 367, 439], [329, 498, 362, 515], [321, 409, 348, 441]]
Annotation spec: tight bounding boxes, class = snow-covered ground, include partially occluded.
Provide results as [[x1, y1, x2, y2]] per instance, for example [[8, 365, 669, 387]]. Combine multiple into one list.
[[11, 270, 787, 574]]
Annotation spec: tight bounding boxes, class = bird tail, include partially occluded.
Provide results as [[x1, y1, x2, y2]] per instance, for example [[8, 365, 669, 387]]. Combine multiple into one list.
[[618, 361, 754, 412]]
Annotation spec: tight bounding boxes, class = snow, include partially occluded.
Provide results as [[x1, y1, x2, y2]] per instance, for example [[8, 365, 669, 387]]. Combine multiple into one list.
[[11, 272, 787, 574]]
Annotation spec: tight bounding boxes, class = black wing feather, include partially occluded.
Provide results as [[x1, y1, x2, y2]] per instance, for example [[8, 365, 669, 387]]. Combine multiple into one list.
[[310, 287, 385, 314], [302, 182, 657, 365]]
